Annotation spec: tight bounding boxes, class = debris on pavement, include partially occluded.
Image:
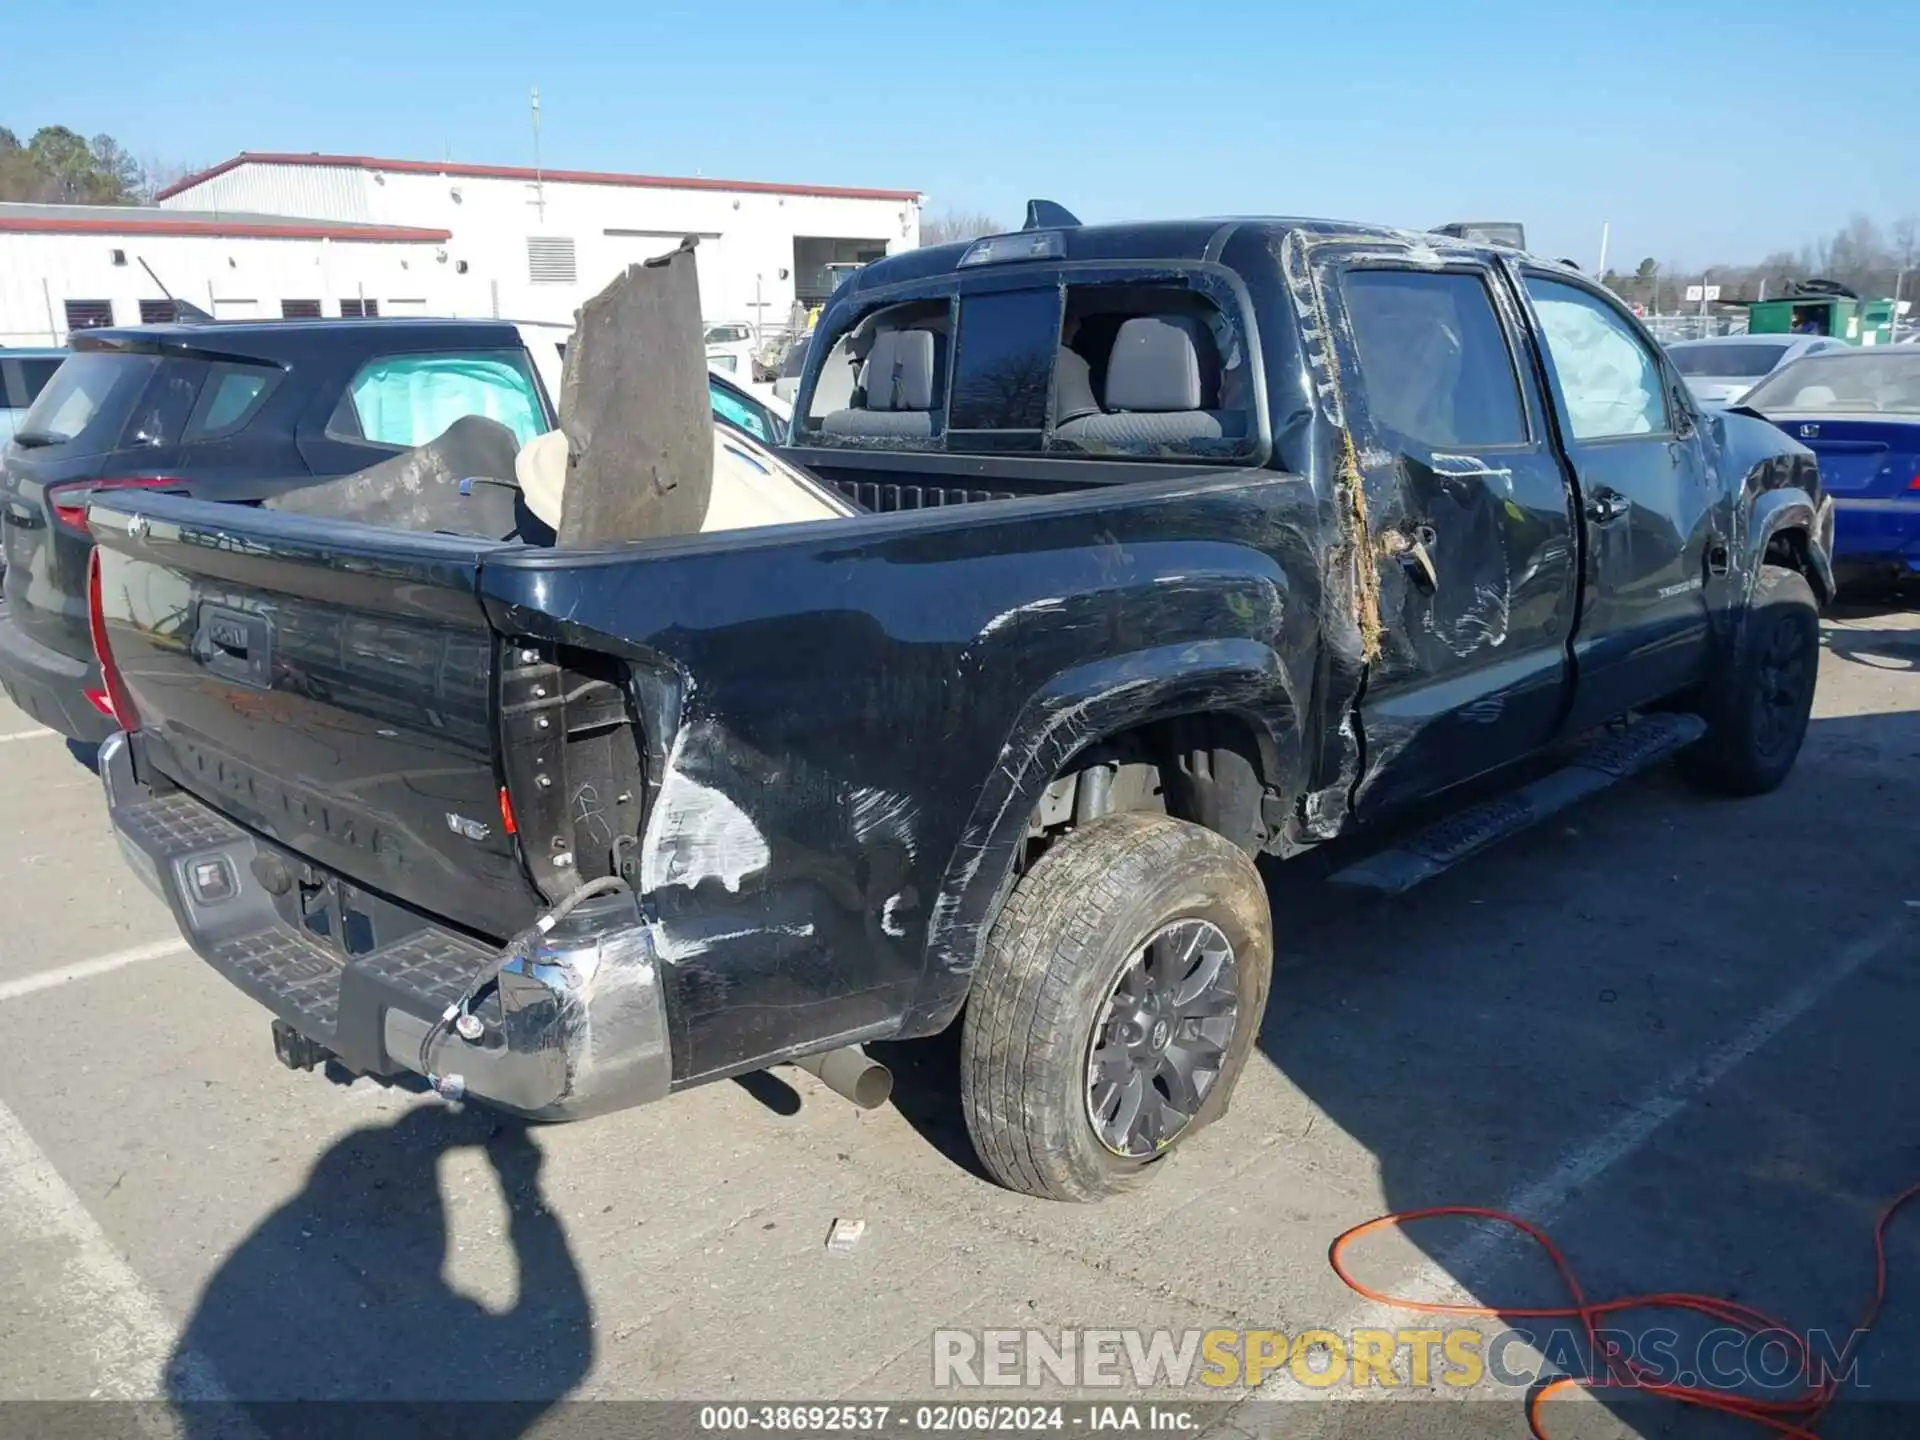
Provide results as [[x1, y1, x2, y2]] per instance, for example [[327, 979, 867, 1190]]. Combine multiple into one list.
[[824, 1217, 867, 1255]]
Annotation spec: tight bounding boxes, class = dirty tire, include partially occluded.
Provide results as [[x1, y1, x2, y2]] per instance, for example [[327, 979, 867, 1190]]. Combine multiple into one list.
[[960, 812, 1273, 1203], [1679, 564, 1819, 797]]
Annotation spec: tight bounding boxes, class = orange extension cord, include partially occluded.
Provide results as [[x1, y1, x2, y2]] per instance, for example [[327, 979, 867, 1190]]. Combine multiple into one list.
[[1328, 1185, 1920, 1438]]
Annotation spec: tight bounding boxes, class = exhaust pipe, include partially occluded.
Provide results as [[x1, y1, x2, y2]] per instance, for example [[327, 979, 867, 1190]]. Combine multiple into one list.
[[789, 1045, 893, 1109]]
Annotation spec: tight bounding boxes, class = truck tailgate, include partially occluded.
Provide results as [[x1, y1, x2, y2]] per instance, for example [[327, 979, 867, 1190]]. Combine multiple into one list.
[[88, 496, 545, 938]]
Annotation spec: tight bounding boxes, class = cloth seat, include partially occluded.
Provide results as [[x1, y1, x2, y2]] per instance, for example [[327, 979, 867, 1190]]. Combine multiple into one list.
[[1055, 315, 1242, 446], [820, 329, 939, 438]]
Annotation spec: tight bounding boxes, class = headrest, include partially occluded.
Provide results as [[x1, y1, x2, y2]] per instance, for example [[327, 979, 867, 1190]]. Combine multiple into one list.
[[515, 428, 570, 530], [1053, 346, 1101, 423], [1105, 315, 1217, 412], [1791, 385, 1837, 407], [864, 328, 936, 411]]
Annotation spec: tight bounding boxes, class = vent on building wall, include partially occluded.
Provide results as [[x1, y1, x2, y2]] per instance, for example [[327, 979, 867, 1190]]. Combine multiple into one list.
[[64, 300, 115, 331], [138, 300, 178, 324], [340, 299, 380, 318], [527, 236, 578, 285], [281, 299, 323, 319]]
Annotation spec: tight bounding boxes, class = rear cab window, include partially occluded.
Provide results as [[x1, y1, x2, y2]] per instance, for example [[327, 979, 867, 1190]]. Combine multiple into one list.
[[797, 265, 1259, 463], [327, 350, 548, 450]]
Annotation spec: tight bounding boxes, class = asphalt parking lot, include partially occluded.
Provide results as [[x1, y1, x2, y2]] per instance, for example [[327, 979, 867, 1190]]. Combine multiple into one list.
[[1, 604, 1916, 1440]]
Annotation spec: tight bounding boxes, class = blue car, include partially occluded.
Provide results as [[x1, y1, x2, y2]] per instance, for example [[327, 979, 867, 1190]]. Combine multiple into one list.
[[1744, 347, 1920, 586]]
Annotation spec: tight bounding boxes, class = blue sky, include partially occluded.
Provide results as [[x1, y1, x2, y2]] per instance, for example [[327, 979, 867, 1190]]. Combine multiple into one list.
[[10, 0, 1917, 268]]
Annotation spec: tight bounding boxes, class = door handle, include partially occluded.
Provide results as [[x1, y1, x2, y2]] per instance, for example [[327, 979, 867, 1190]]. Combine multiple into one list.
[[1585, 490, 1629, 524], [1393, 528, 1438, 593]]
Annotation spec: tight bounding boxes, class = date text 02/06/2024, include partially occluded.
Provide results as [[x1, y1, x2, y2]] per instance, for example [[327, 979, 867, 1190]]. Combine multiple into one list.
[[696, 1403, 1203, 1433]]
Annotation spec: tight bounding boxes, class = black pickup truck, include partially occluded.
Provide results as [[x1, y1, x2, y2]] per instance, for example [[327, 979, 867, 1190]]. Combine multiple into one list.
[[86, 213, 1831, 1202]]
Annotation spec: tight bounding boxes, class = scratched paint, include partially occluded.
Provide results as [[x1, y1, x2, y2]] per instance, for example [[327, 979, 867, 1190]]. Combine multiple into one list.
[[639, 722, 772, 895]]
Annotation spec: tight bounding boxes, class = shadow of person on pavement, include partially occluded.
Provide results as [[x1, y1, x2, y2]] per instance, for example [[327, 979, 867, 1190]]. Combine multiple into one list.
[[168, 1103, 591, 1440]]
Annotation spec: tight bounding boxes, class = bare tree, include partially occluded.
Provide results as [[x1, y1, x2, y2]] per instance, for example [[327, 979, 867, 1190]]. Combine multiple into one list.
[[136, 154, 208, 204], [920, 209, 1007, 247]]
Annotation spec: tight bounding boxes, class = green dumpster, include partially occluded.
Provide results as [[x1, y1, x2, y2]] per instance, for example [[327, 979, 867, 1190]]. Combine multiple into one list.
[[1747, 293, 1896, 345]]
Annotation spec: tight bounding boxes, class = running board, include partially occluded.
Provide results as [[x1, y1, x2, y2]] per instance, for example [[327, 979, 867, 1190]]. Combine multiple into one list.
[[1327, 712, 1707, 895]]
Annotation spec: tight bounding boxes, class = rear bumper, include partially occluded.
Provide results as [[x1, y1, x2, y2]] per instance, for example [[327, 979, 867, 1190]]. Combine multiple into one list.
[[0, 612, 114, 744], [1831, 496, 1920, 572], [100, 732, 672, 1120]]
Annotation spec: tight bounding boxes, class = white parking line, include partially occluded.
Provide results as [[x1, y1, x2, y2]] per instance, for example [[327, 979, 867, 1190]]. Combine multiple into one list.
[[0, 939, 189, 1006], [0, 1097, 232, 1406], [0, 727, 56, 743], [1260, 910, 1913, 1399]]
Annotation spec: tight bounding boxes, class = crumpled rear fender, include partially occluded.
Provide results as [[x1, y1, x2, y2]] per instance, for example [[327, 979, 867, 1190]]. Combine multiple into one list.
[[903, 637, 1304, 1033]]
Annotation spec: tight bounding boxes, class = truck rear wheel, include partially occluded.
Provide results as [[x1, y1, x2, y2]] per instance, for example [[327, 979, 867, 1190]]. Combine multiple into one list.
[[960, 812, 1273, 1202], [1679, 563, 1820, 796]]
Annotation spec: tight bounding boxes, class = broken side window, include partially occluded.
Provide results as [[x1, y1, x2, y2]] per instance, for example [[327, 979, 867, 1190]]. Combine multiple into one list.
[[1046, 282, 1253, 460], [804, 298, 951, 450]]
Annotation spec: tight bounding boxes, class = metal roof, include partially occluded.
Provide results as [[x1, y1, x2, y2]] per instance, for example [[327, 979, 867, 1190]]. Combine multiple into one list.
[[157, 152, 923, 205], [0, 202, 451, 243]]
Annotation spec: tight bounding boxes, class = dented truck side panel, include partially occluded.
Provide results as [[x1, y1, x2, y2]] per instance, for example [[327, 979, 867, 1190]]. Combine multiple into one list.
[[480, 474, 1324, 1082]]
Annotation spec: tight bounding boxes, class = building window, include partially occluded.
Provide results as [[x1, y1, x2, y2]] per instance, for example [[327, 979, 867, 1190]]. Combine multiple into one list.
[[64, 300, 114, 332], [138, 300, 178, 324], [527, 237, 578, 285], [340, 298, 380, 318], [281, 299, 322, 319]]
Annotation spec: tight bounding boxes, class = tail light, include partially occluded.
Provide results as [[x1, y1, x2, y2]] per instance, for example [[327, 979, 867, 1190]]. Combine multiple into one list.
[[85, 548, 141, 729], [49, 476, 186, 533]]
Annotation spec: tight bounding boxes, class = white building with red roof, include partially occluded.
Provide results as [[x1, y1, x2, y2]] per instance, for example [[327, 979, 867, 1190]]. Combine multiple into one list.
[[158, 152, 922, 333], [0, 153, 919, 345]]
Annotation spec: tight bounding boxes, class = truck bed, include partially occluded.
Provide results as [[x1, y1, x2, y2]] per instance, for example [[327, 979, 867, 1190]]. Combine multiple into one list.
[[88, 464, 1323, 1084]]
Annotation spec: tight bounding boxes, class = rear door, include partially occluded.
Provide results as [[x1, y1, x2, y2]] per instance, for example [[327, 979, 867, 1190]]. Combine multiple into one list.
[[1340, 261, 1580, 812], [1519, 271, 1717, 726]]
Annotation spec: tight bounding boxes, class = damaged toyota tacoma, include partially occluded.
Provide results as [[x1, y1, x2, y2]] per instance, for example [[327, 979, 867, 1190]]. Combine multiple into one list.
[[86, 213, 1832, 1201]]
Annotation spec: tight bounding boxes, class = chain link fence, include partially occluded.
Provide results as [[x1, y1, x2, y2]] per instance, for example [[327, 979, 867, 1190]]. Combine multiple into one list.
[[1640, 313, 1751, 344]]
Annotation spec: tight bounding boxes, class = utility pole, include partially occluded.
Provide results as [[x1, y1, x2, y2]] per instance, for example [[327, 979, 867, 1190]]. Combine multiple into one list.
[[529, 85, 546, 222], [1596, 221, 1610, 278]]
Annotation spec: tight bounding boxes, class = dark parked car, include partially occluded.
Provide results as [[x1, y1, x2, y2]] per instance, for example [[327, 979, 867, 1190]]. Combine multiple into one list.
[[1740, 346, 1920, 586], [1, 319, 554, 742], [1666, 333, 1848, 407], [88, 213, 1831, 1202], [0, 347, 66, 448]]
